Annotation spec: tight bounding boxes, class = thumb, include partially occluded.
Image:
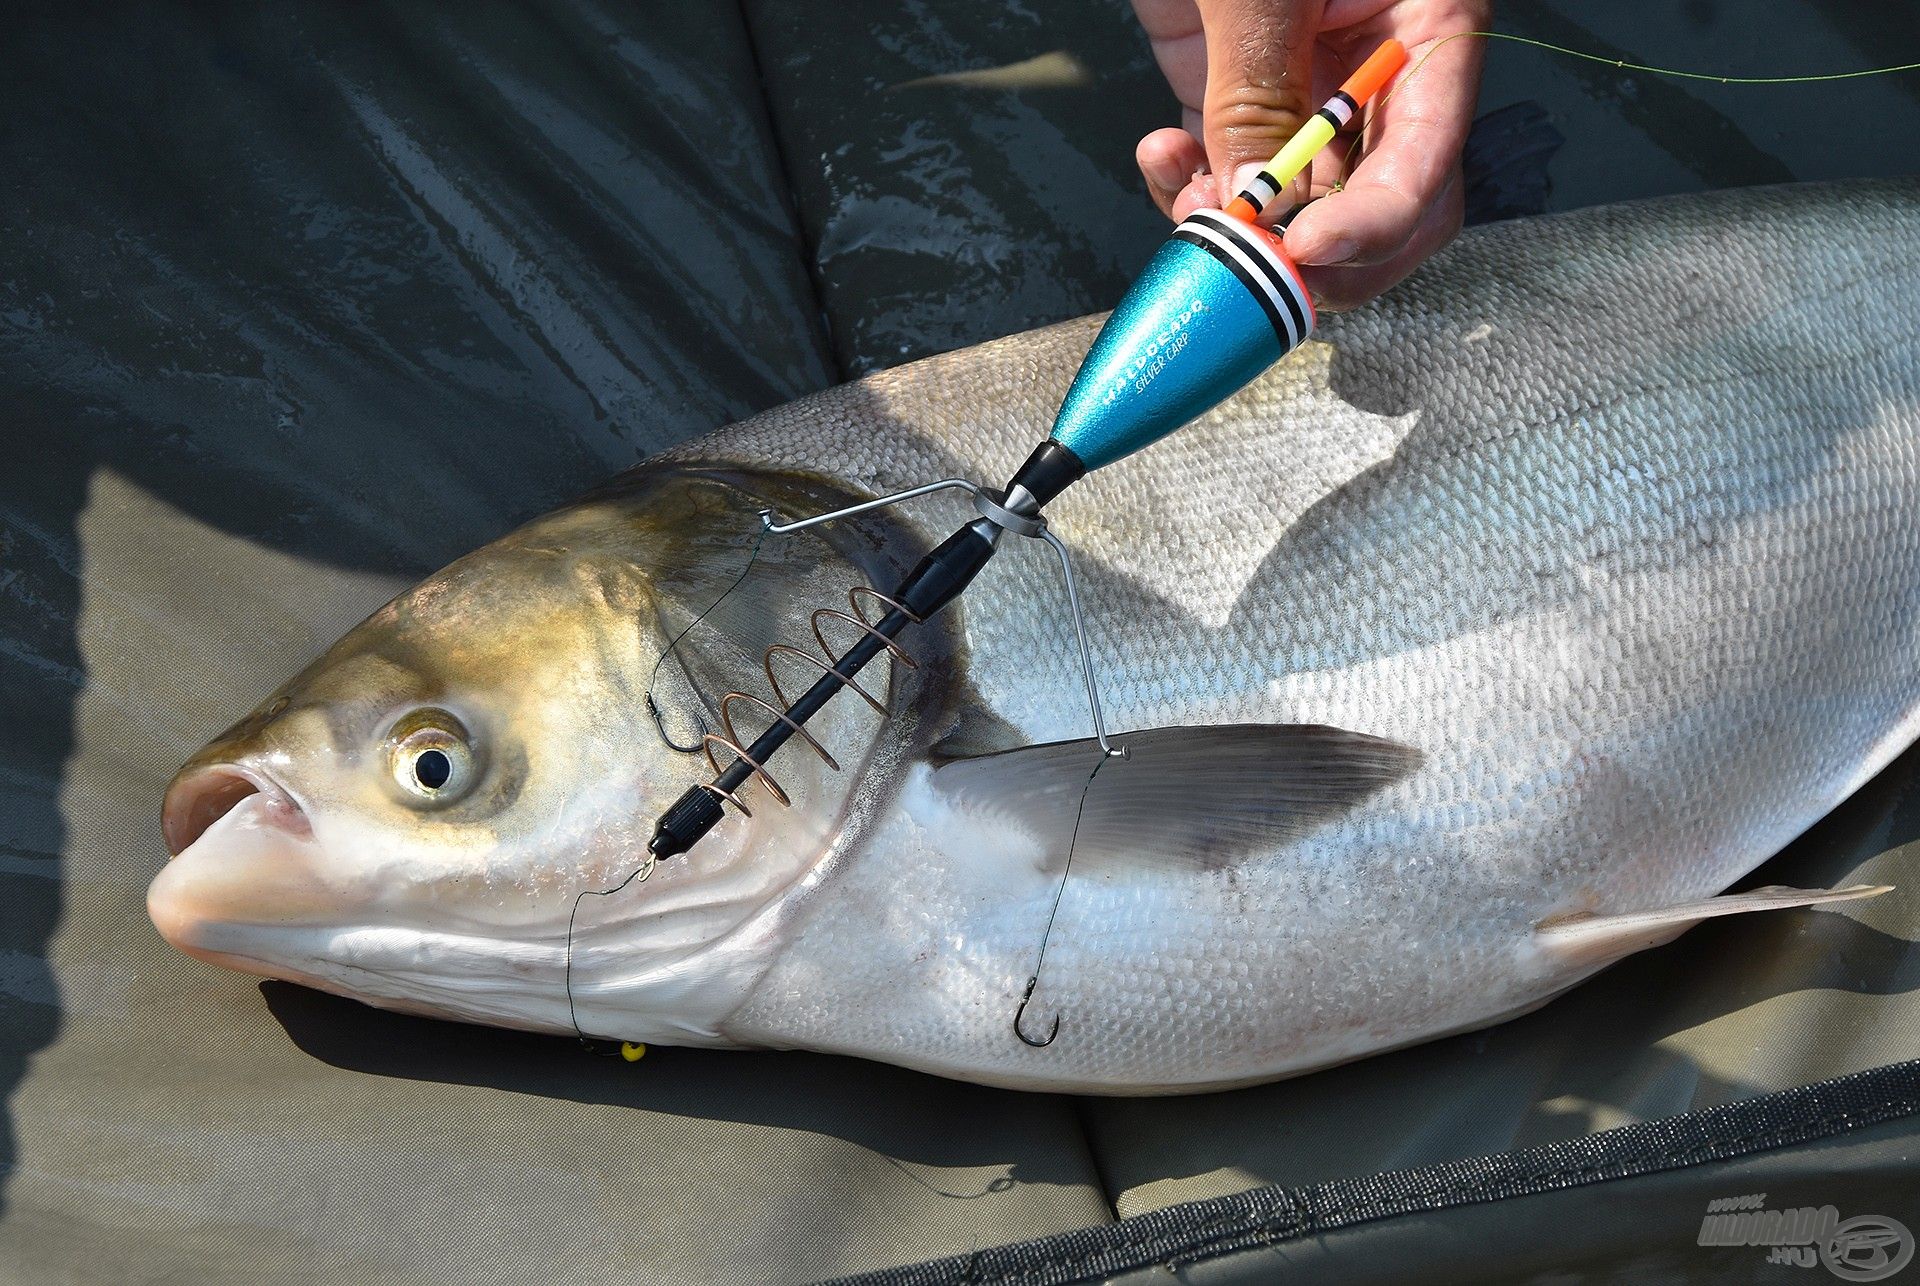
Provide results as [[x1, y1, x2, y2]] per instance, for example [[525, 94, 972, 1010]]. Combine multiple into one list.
[[1197, 0, 1322, 208]]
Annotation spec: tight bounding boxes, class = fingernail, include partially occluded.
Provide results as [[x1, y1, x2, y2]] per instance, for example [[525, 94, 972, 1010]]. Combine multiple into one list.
[[1225, 162, 1266, 203], [1140, 150, 1186, 195]]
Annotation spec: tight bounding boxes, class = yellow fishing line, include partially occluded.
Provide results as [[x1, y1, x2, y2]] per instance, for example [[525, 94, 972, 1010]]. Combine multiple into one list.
[[1328, 31, 1920, 186], [1416, 30, 1920, 87]]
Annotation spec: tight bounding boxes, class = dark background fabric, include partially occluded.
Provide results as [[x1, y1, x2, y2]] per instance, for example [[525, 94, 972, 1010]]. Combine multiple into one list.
[[3, 2, 1916, 1282]]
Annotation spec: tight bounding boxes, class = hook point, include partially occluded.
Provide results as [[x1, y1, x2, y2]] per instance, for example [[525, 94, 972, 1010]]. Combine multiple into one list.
[[1013, 976, 1060, 1048]]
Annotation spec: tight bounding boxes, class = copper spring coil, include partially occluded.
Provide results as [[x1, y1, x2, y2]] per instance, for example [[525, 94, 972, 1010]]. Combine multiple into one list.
[[696, 585, 922, 818]]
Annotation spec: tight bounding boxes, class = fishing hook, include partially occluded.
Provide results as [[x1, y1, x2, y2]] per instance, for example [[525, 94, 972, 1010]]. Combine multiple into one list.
[[646, 690, 708, 754], [1012, 975, 1059, 1047], [1009, 751, 1111, 1049]]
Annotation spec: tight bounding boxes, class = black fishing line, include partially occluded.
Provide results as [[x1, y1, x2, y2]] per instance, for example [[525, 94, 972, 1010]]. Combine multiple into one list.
[[882, 1157, 1017, 1200], [644, 526, 768, 753], [1011, 750, 1111, 1048], [563, 855, 657, 1052]]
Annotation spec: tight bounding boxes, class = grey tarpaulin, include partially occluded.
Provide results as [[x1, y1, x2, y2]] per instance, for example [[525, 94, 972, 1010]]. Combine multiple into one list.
[[2, 2, 1916, 1283]]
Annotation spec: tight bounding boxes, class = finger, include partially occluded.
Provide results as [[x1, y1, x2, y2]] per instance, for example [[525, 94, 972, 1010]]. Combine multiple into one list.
[[1277, 125, 1361, 216], [1194, 0, 1324, 208], [1137, 128, 1207, 219], [1169, 174, 1222, 222], [1298, 165, 1463, 311], [1133, 0, 1208, 109], [1283, 23, 1483, 269]]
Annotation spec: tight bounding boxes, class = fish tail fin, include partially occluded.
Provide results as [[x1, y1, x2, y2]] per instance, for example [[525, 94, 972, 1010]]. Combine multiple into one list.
[[1534, 883, 1892, 971]]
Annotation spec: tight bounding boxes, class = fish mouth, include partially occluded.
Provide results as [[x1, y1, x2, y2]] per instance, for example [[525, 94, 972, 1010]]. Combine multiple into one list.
[[152, 760, 327, 965], [163, 763, 311, 857]]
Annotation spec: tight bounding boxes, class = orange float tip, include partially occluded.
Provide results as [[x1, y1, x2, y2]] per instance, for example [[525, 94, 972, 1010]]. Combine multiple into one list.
[[1224, 196, 1259, 222], [1338, 38, 1408, 107]]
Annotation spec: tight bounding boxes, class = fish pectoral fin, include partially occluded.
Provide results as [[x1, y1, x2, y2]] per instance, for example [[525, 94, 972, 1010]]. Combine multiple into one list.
[[1534, 884, 1894, 970], [928, 723, 1422, 872]]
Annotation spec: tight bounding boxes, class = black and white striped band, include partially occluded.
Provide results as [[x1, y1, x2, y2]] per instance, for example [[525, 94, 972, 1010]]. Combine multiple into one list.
[[1236, 169, 1283, 216], [1171, 208, 1313, 349], [1319, 89, 1358, 131]]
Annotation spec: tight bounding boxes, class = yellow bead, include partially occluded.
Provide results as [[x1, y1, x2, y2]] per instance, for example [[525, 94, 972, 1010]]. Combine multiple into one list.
[[619, 1041, 647, 1062]]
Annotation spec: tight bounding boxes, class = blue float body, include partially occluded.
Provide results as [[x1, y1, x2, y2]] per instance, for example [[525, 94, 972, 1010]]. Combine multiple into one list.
[[1049, 215, 1313, 472]]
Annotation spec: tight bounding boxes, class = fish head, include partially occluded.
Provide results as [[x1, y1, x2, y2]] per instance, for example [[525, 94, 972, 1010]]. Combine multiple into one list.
[[149, 469, 918, 1039]]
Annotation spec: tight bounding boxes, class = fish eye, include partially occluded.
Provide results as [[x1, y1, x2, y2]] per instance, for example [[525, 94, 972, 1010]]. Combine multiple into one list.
[[384, 709, 478, 806]]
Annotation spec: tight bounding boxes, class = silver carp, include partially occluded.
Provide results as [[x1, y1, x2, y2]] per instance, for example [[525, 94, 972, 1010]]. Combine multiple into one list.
[[150, 181, 1917, 1093]]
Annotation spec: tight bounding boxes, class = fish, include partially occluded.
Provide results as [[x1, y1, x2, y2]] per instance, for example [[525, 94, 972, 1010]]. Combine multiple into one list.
[[149, 179, 1919, 1094]]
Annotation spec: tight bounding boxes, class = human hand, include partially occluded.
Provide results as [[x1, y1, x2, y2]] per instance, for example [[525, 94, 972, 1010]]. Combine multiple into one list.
[[1132, 0, 1489, 310]]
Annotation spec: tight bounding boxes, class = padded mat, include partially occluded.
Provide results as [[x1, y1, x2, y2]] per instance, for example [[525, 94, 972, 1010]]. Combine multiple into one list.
[[741, 0, 1174, 375]]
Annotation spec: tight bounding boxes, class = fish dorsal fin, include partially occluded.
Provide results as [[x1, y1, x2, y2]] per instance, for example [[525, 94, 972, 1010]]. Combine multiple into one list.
[[928, 723, 1423, 872], [1536, 884, 1893, 970]]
